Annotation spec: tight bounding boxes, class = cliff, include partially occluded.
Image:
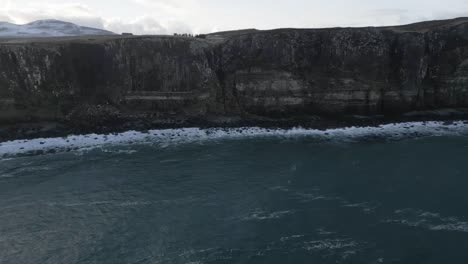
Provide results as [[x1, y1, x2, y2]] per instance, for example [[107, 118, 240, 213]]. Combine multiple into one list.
[[1, 18, 468, 138]]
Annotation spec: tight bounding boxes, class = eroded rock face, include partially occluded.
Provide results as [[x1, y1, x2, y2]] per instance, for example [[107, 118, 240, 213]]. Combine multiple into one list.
[[217, 24, 468, 116], [0, 37, 219, 125], [0, 18, 468, 131]]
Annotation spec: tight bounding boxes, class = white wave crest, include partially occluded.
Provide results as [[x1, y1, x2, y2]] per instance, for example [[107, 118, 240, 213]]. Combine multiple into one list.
[[384, 208, 468, 233], [303, 238, 358, 251], [1, 121, 468, 157], [242, 209, 294, 221]]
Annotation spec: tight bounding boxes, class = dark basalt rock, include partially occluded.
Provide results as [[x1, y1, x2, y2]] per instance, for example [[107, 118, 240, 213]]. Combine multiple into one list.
[[1, 18, 468, 140]]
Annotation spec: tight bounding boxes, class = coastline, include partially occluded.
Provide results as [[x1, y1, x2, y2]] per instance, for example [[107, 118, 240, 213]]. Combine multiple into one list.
[[1, 108, 468, 142], [2, 116, 468, 158], [2, 18, 468, 143]]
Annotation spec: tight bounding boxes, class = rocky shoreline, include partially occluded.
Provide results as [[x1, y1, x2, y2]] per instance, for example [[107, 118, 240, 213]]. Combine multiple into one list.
[[1, 108, 468, 142]]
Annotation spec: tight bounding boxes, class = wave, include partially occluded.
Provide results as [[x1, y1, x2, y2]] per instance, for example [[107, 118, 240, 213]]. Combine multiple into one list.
[[383, 208, 468, 233], [242, 209, 294, 221], [1, 121, 468, 157], [342, 202, 381, 213], [0, 197, 202, 211], [303, 238, 358, 251], [302, 238, 366, 260], [269, 185, 381, 214], [279, 234, 305, 242]]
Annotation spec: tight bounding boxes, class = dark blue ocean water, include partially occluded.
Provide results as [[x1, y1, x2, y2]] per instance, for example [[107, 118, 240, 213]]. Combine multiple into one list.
[[1, 124, 468, 264]]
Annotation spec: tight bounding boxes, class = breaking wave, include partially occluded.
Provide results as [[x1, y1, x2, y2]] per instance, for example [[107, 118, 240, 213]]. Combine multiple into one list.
[[1, 121, 468, 157]]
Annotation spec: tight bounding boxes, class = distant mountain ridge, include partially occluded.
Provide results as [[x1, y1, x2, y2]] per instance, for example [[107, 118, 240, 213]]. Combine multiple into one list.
[[0, 19, 115, 38]]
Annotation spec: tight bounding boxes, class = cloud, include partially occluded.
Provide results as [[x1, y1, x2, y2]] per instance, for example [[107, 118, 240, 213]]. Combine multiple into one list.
[[362, 7, 468, 27], [0, 3, 106, 29], [132, 0, 198, 10], [105, 16, 193, 35], [432, 11, 468, 20], [126, 0, 200, 33], [364, 9, 415, 26], [0, 1, 195, 34], [3, 0, 464, 36], [0, 13, 11, 23]]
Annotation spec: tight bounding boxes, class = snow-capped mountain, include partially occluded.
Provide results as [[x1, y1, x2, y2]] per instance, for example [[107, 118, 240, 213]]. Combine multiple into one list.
[[0, 19, 115, 38]]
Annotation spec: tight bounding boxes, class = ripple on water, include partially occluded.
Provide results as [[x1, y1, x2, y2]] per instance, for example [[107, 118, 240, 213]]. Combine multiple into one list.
[[383, 208, 468, 233]]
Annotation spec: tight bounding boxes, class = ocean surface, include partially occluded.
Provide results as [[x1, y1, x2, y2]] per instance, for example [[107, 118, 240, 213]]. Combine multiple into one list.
[[1, 121, 468, 264]]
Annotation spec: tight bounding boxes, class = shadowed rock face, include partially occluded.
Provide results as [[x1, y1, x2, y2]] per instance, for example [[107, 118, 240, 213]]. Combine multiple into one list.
[[1, 18, 468, 133], [218, 22, 468, 116]]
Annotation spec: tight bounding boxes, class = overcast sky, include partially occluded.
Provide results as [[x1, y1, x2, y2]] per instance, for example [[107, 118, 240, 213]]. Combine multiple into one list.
[[0, 0, 468, 34]]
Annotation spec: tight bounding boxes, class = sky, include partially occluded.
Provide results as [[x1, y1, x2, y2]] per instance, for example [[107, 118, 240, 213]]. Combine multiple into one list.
[[0, 0, 468, 34]]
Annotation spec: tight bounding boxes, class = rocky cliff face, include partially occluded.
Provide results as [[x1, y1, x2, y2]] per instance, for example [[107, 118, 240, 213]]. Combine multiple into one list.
[[1, 18, 468, 136]]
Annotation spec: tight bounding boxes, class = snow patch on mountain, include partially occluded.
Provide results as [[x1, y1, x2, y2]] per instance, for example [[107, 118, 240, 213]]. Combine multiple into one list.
[[0, 19, 115, 38]]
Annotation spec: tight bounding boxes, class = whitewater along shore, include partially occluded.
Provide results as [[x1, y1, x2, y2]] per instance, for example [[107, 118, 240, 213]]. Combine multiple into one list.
[[1, 18, 468, 141]]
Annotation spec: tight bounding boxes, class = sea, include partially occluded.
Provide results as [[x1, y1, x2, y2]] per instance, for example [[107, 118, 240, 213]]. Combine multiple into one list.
[[1, 121, 468, 264]]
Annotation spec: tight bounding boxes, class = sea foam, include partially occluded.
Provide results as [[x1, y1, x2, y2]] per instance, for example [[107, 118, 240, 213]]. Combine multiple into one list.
[[1, 121, 467, 157]]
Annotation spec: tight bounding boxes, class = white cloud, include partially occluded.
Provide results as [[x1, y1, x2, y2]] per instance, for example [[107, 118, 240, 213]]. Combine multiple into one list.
[[105, 16, 193, 35], [126, 0, 200, 33], [0, 1, 195, 34], [352, 9, 420, 27], [432, 11, 468, 20], [0, 3, 105, 28], [132, 0, 198, 10], [1, 0, 468, 35]]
